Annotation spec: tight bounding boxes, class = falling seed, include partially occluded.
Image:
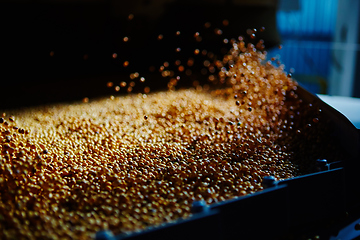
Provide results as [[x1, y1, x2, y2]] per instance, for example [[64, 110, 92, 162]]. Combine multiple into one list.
[[144, 86, 150, 93], [115, 86, 120, 92], [50, 51, 54, 57], [187, 58, 194, 67], [203, 60, 210, 67], [123, 61, 129, 67], [107, 82, 113, 88], [123, 37, 129, 42], [157, 34, 163, 40], [215, 29, 223, 35], [176, 31, 181, 36], [120, 81, 127, 87], [140, 77, 145, 82], [192, 80, 199, 87], [204, 22, 211, 28], [194, 49, 200, 55], [209, 66, 215, 73], [112, 53, 118, 59], [82, 97, 89, 103], [162, 70, 170, 77], [175, 48, 181, 52], [222, 19, 229, 26], [128, 14, 134, 20]]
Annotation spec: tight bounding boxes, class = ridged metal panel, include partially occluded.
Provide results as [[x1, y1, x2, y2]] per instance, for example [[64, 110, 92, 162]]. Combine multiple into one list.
[[269, 0, 338, 94]]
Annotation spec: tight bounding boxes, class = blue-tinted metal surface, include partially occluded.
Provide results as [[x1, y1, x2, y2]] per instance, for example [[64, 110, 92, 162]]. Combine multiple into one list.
[[269, 0, 338, 94]]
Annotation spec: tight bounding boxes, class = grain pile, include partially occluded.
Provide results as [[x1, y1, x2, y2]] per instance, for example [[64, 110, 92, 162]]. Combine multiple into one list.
[[0, 40, 335, 239]]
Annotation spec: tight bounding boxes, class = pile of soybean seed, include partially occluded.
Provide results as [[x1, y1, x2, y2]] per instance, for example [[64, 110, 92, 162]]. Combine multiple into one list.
[[0, 40, 340, 239]]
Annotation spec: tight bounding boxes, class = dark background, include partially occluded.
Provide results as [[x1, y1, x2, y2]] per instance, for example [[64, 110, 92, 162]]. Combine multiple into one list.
[[0, 1, 280, 109]]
